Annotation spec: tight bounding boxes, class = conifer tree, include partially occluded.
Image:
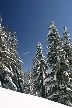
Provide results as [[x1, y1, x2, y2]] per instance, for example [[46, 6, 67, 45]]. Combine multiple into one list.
[[30, 58, 37, 95], [0, 15, 24, 92], [45, 21, 71, 106], [31, 42, 48, 98], [24, 69, 32, 94], [46, 21, 62, 69], [61, 27, 72, 106], [68, 49, 72, 106], [27, 69, 32, 94], [62, 26, 72, 60], [10, 31, 24, 93], [0, 16, 17, 90]]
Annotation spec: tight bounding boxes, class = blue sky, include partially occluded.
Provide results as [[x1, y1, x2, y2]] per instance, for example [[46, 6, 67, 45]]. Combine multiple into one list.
[[0, 0, 72, 72]]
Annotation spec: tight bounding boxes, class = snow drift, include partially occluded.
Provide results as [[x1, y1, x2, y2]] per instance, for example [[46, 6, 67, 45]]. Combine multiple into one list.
[[0, 87, 71, 108]]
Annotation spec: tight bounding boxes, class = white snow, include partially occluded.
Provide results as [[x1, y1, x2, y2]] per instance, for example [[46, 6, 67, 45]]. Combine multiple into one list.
[[69, 78, 72, 82], [5, 76, 17, 91], [66, 87, 72, 91], [63, 71, 69, 76], [4, 65, 11, 73], [0, 87, 70, 108], [0, 81, 1, 87], [43, 77, 51, 85]]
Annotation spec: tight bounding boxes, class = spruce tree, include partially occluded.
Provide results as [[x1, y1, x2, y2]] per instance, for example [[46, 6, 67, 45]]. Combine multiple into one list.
[[45, 21, 71, 106], [62, 26, 72, 61], [10, 31, 24, 93], [0, 15, 24, 92], [31, 57, 38, 95], [24, 69, 32, 94], [31, 42, 48, 98], [66, 48, 72, 106], [46, 21, 62, 69], [61, 27, 72, 106], [0, 16, 17, 90], [27, 69, 32, 94]]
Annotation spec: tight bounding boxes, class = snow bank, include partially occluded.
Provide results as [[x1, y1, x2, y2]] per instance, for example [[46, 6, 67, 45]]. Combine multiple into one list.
[[0, 87, 70, 108]]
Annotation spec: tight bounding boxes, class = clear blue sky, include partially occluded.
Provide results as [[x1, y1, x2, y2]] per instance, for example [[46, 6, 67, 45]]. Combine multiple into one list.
[[0, 0, 72, 72]]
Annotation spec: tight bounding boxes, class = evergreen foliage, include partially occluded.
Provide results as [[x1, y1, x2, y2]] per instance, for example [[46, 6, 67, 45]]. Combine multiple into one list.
[[24, 69, 32, 94], [31, 42, 48, 98], [0, 14, 72, 106], [45, 21, 72, 106], [0, 15, 24, 92]]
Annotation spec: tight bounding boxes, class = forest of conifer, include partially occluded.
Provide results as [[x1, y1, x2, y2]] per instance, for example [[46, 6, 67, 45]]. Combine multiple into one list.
[[0, 16, 72, 107]]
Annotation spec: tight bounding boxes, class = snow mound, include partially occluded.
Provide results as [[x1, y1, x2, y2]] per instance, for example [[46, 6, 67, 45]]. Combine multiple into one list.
[[0, 87, 70, 108]]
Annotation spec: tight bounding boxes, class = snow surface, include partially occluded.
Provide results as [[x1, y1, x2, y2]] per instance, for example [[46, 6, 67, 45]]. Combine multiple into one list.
[[0, 87, 71, 108]]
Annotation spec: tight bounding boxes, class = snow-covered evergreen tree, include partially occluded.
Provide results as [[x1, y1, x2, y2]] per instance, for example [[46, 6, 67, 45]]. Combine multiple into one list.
[[27, 69, 32, 94], [10, 31, 24, 93], [66, 46, 72, 106], [0, 15, 24, 92], [62, 26, 72, 60], [24, 69, 32, 94], [45, 21, 71, 106], [0, 15, 17, 91], [30, 58, 38, 95], [61, 27, 72, 105], [31, 42, 48, 98], [46, 21, 62, 69]]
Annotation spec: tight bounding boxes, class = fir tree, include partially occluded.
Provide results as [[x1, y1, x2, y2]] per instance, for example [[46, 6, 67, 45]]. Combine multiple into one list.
[[62, 26, 72, 60], [31, 42, 48, 98], [0, 15, 17, 91], [0, 15, 24, 92], [66, 47, 72, 106], [10, 31, 24, 93], [30, 58, 38, 95], [46, 21, 62, 69], [45, 21, 71, 106], [24, 69, 32, 94], [27, 69, 32, 94], [61, 27, 72, 106]]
